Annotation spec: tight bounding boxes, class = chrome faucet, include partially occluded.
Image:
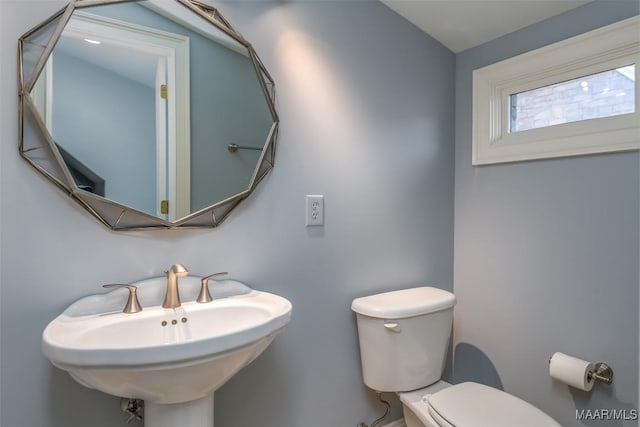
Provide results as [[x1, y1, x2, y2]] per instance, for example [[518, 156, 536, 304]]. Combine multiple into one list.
[[162, 263, 189, 309]]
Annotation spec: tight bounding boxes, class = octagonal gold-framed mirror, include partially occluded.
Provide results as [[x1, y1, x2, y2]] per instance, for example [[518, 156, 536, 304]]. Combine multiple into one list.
[[19, 0, 278, 230]]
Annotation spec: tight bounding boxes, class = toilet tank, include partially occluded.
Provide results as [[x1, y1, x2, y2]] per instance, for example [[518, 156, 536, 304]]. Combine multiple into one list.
[[351, 287, 456, 392]]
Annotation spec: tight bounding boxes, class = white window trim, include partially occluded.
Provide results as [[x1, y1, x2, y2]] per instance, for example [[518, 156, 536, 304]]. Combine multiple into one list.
[[472, 16, 640, 165]]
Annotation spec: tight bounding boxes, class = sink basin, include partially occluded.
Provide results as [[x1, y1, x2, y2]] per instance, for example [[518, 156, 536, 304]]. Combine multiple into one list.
[[42, 277, 292, 407]]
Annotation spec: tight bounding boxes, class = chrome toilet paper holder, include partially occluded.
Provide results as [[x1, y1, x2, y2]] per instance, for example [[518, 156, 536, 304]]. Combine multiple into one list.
[[548, 357, 614, 385], [588, 362, 614, 385]]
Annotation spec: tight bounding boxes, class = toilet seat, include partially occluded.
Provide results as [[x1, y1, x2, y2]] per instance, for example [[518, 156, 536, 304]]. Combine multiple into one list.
[[427, 404, 454, 427], [426, 382, 561, 427], [401, 382, 560, 427]]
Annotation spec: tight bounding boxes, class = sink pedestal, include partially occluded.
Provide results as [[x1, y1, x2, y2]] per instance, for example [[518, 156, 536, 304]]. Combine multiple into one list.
[[146, 394, 214, 427]]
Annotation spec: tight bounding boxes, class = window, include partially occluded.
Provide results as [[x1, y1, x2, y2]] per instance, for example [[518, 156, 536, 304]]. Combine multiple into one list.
[[510, 65, 635, 132], [472, 17, 639, 165]]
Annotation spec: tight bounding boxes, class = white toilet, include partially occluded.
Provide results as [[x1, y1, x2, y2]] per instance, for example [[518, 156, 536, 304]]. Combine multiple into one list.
[[351, 287, 560, 427]]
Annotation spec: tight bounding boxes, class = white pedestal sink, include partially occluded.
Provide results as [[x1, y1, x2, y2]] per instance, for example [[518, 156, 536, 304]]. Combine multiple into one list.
[[42, 277, 292, 426]]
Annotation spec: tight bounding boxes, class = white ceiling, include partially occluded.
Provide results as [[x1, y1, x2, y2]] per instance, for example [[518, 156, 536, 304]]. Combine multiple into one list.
[[381, 0, 592, 53], [57, 35, 158, 89]]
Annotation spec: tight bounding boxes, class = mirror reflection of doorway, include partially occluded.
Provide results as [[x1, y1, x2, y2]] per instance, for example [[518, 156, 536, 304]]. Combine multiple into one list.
[[32, 11, 190, 221]]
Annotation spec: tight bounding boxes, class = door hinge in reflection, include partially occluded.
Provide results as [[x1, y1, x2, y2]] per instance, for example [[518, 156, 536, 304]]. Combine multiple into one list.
[[160, 84, 168, 99], [160, 200, 169, 215]]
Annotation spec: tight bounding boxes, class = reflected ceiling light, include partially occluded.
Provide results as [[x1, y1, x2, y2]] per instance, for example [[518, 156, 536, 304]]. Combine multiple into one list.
[[84, 38, 101, 45]]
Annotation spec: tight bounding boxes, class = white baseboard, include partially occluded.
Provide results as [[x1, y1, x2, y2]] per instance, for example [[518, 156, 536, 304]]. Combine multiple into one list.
[[382, 419, 406, 427]]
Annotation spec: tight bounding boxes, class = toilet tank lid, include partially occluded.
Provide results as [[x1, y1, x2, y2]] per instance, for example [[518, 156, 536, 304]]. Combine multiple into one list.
[[427, 382, 561, 427], [351, 287, 455, 319]]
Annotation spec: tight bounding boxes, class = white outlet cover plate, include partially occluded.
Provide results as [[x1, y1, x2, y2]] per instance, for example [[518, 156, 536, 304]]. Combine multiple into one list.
[[305, 195, 324, 226]]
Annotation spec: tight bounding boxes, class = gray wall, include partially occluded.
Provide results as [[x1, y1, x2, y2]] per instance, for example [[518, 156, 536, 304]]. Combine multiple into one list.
[[453, 2, 639, 426], [0, 1, 454, 426]]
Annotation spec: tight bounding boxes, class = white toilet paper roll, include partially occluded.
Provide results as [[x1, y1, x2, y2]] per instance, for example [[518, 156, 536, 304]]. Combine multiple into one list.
[[549, 352, 594, 391]]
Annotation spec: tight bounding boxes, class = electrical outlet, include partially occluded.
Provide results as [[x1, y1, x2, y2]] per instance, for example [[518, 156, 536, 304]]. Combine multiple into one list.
[[305, 195, 324, 226]]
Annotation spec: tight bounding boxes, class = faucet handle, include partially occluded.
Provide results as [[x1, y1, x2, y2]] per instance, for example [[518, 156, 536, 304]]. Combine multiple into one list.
[[103, 284, 143, 314], [197, 272, 228, 303]]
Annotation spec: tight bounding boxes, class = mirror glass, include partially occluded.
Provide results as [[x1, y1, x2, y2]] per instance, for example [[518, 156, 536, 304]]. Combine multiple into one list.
[[21, 0, 277, 228]]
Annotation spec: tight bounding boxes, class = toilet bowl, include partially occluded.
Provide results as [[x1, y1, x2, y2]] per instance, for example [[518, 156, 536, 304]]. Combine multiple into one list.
[[351, 287, 560, 427], [399, 380, 450, 427], [399, 381, 559, 427]]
